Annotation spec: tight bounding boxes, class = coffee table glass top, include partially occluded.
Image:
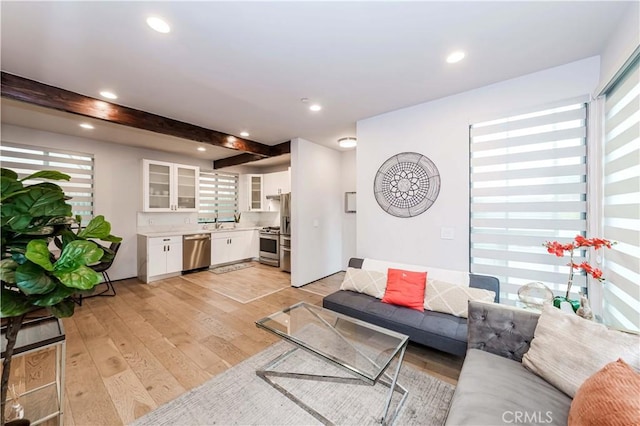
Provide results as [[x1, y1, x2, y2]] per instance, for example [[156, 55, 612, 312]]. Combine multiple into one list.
[[256, 302, 408, 383]]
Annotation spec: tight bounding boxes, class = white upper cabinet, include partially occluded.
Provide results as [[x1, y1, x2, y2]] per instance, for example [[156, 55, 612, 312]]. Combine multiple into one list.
[[247, 174, 264, 211], [142, 159, 199, 212]]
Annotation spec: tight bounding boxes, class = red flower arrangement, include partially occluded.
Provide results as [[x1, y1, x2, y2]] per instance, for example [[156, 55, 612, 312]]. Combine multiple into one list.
[[544, 235, 614, 300]]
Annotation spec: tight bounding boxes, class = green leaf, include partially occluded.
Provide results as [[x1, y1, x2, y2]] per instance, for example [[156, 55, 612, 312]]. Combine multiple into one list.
[[101, 234, 123, 243], [78, 215, 111, 239], [25, 240, 54, 271], [49, 299, 75, 318], [15, 261, 56, 295], [21, 170, 71, 182], [32, 284, 75, 307], [11, 186, 71, 218], [0, 258, 18, 283], [1, 176, 23, 199], [7, 214, 34, 232], [0, 288, 32, 318], [54, 240, 104, 272], [1, 168, 18, 179], [53, 265, 101, 290]]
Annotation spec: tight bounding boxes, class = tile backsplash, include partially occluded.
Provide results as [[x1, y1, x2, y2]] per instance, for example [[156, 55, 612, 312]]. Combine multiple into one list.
[[136, 210, 279, 233]]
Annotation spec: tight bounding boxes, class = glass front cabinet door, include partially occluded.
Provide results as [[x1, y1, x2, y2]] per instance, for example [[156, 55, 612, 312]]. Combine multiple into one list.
[[248, 174, 263, 211], [143, 160, 199, 212]]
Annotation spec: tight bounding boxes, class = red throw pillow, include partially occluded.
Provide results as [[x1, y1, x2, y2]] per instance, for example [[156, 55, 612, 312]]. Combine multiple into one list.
[[381, 268, 427, 311]]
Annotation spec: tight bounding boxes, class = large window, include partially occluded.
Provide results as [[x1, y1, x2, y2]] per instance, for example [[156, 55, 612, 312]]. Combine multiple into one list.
[[0, 142, 94, 222], [198, 170, 239, 222], [602, 57, 639, 332], [470, 99, 589, 304]]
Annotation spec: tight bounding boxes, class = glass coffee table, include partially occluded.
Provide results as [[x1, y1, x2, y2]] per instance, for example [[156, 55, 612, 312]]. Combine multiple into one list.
[[255, 302, 409, 425]]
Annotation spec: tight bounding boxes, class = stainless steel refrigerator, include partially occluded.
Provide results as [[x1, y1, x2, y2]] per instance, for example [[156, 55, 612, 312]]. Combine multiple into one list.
[[279, 193, 291, 272]]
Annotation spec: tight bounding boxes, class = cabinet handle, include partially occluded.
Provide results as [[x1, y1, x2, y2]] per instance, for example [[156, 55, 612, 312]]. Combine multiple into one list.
[[168, 245, 170, 251]]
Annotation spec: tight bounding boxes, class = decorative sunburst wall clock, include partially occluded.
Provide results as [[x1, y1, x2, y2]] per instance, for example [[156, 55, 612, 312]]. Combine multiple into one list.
[[373, 152, 441, 218]]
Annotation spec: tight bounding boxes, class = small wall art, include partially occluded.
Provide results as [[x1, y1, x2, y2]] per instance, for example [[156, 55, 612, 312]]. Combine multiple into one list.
[[373, 152, 440, 218]]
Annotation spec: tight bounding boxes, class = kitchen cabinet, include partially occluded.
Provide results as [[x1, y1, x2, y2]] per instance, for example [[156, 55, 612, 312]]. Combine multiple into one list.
[[247, 174, 264, 211], [138, 235, 183, 283], [142, 159, 199, 212], [211, 230, 258, 265], [263, 171, 290, 211]]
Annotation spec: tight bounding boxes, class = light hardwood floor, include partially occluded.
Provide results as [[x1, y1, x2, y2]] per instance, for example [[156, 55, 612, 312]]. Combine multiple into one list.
[[59, 263, 463, 425]]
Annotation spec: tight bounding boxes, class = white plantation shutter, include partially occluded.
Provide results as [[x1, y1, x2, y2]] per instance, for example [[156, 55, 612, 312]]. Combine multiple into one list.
[[199, 170, 239, 222], [602, 57, 640, 332], [0, 142, 94, 222], [470, 99, 589, 304]]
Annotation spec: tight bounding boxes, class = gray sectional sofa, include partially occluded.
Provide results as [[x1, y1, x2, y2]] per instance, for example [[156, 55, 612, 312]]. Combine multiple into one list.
[[322, 258, 500, 356], [445, 300, 571, 425]]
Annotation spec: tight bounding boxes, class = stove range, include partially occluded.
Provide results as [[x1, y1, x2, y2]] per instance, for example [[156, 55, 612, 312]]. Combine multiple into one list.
[[260, 226, 281, 235]]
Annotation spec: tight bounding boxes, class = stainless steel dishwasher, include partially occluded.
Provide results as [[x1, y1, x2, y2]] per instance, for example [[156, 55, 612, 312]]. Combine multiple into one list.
[[183, 233, 211, 271]]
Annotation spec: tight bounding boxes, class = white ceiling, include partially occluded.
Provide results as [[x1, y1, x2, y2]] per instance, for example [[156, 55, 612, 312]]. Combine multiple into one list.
[[0, 1, 634, 164]]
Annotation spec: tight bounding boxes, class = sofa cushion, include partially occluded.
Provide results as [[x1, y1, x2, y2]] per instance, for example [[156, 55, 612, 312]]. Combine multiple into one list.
[[424, 280, 495, 318], [381, 268, 427, 311], [522, 303, 640, 398], [445, 349, 571, 426], [339, 267, 387, 299], [569, 358, 640, 426], [323, 290, 469, 356]]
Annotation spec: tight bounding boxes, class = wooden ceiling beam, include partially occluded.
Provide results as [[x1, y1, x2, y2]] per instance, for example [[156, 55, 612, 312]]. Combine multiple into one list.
[[1, 72, 274, 157]]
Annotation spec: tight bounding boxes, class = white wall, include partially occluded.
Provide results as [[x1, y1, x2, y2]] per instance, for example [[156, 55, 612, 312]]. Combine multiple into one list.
[[341, 149, 357, 269], [597, 1, 639, 93], [290, 138, 343, 287], [1, 124, 212, 281], [356, 57, 601, 271]]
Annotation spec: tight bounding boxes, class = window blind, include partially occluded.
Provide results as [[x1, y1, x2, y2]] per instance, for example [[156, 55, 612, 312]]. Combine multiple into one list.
[[602, 58, 640, 332], [470, 100, 589, 304], [199, 170, 239, 222], [0, 142, 94, 222]]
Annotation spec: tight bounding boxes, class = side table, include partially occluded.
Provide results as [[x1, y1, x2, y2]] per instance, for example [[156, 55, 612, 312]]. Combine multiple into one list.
[[1, 316, 66, 425]]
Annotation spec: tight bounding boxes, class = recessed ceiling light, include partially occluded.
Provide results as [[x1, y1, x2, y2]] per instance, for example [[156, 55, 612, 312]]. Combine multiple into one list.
[[227, 136, 237, 142], [99, 90, 118, 100], [197, 147, 206, 152], [240, 131, 250, 137], [338, 137, 357, 149], [309, 104, 322, 112], [146, 16, 171, 34], [79, 123, 94, 130], [446, 51, 466, 64]]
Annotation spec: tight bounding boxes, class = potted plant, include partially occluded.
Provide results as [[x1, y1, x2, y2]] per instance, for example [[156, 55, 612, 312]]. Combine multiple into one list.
[[544, 235, 614, 312], [1, 168, 121, 425]]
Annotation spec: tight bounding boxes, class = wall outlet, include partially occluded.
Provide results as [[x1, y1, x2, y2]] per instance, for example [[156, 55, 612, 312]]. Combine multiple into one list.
[[440, 227, 454, 240], [184, 218, 190, 224], [148, 219, 154, 225]]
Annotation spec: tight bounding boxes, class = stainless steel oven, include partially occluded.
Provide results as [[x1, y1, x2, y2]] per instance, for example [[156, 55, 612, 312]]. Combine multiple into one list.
[[259, 228, 280, 267]]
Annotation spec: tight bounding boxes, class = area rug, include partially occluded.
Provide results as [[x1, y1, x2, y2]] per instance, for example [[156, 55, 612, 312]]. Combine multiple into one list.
[[132, 341, 455, 426], [209, 262, 255, 274]]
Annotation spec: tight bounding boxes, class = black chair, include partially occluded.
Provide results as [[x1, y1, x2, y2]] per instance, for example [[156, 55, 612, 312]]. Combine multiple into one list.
[[77, 242, 121, 305]]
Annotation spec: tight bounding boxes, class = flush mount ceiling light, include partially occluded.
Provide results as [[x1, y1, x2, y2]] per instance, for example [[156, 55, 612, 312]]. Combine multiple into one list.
[[240, 131, 250, 137], [146, 16, 171, 33], [197, 147, 206, 152], [99, 90, 118, 100], [446, 51, 466, 64], [79, 123, 94, 130], [309, 104, 322, 112], [338, 137, 357, 148]]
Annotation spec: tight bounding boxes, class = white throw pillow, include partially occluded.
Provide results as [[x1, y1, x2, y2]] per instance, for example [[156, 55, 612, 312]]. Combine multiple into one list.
[[423, 279, 495, 318], [522, 303, 640, 398], [340, 267, 387, 299]]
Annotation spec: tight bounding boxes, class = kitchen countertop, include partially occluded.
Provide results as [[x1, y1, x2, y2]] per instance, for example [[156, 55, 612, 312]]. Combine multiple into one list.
[[137, 226, 262, 238]]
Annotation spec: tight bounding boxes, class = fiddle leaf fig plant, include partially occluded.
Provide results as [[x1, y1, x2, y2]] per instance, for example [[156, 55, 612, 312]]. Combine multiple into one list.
[[1, 167, 121, 425]]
